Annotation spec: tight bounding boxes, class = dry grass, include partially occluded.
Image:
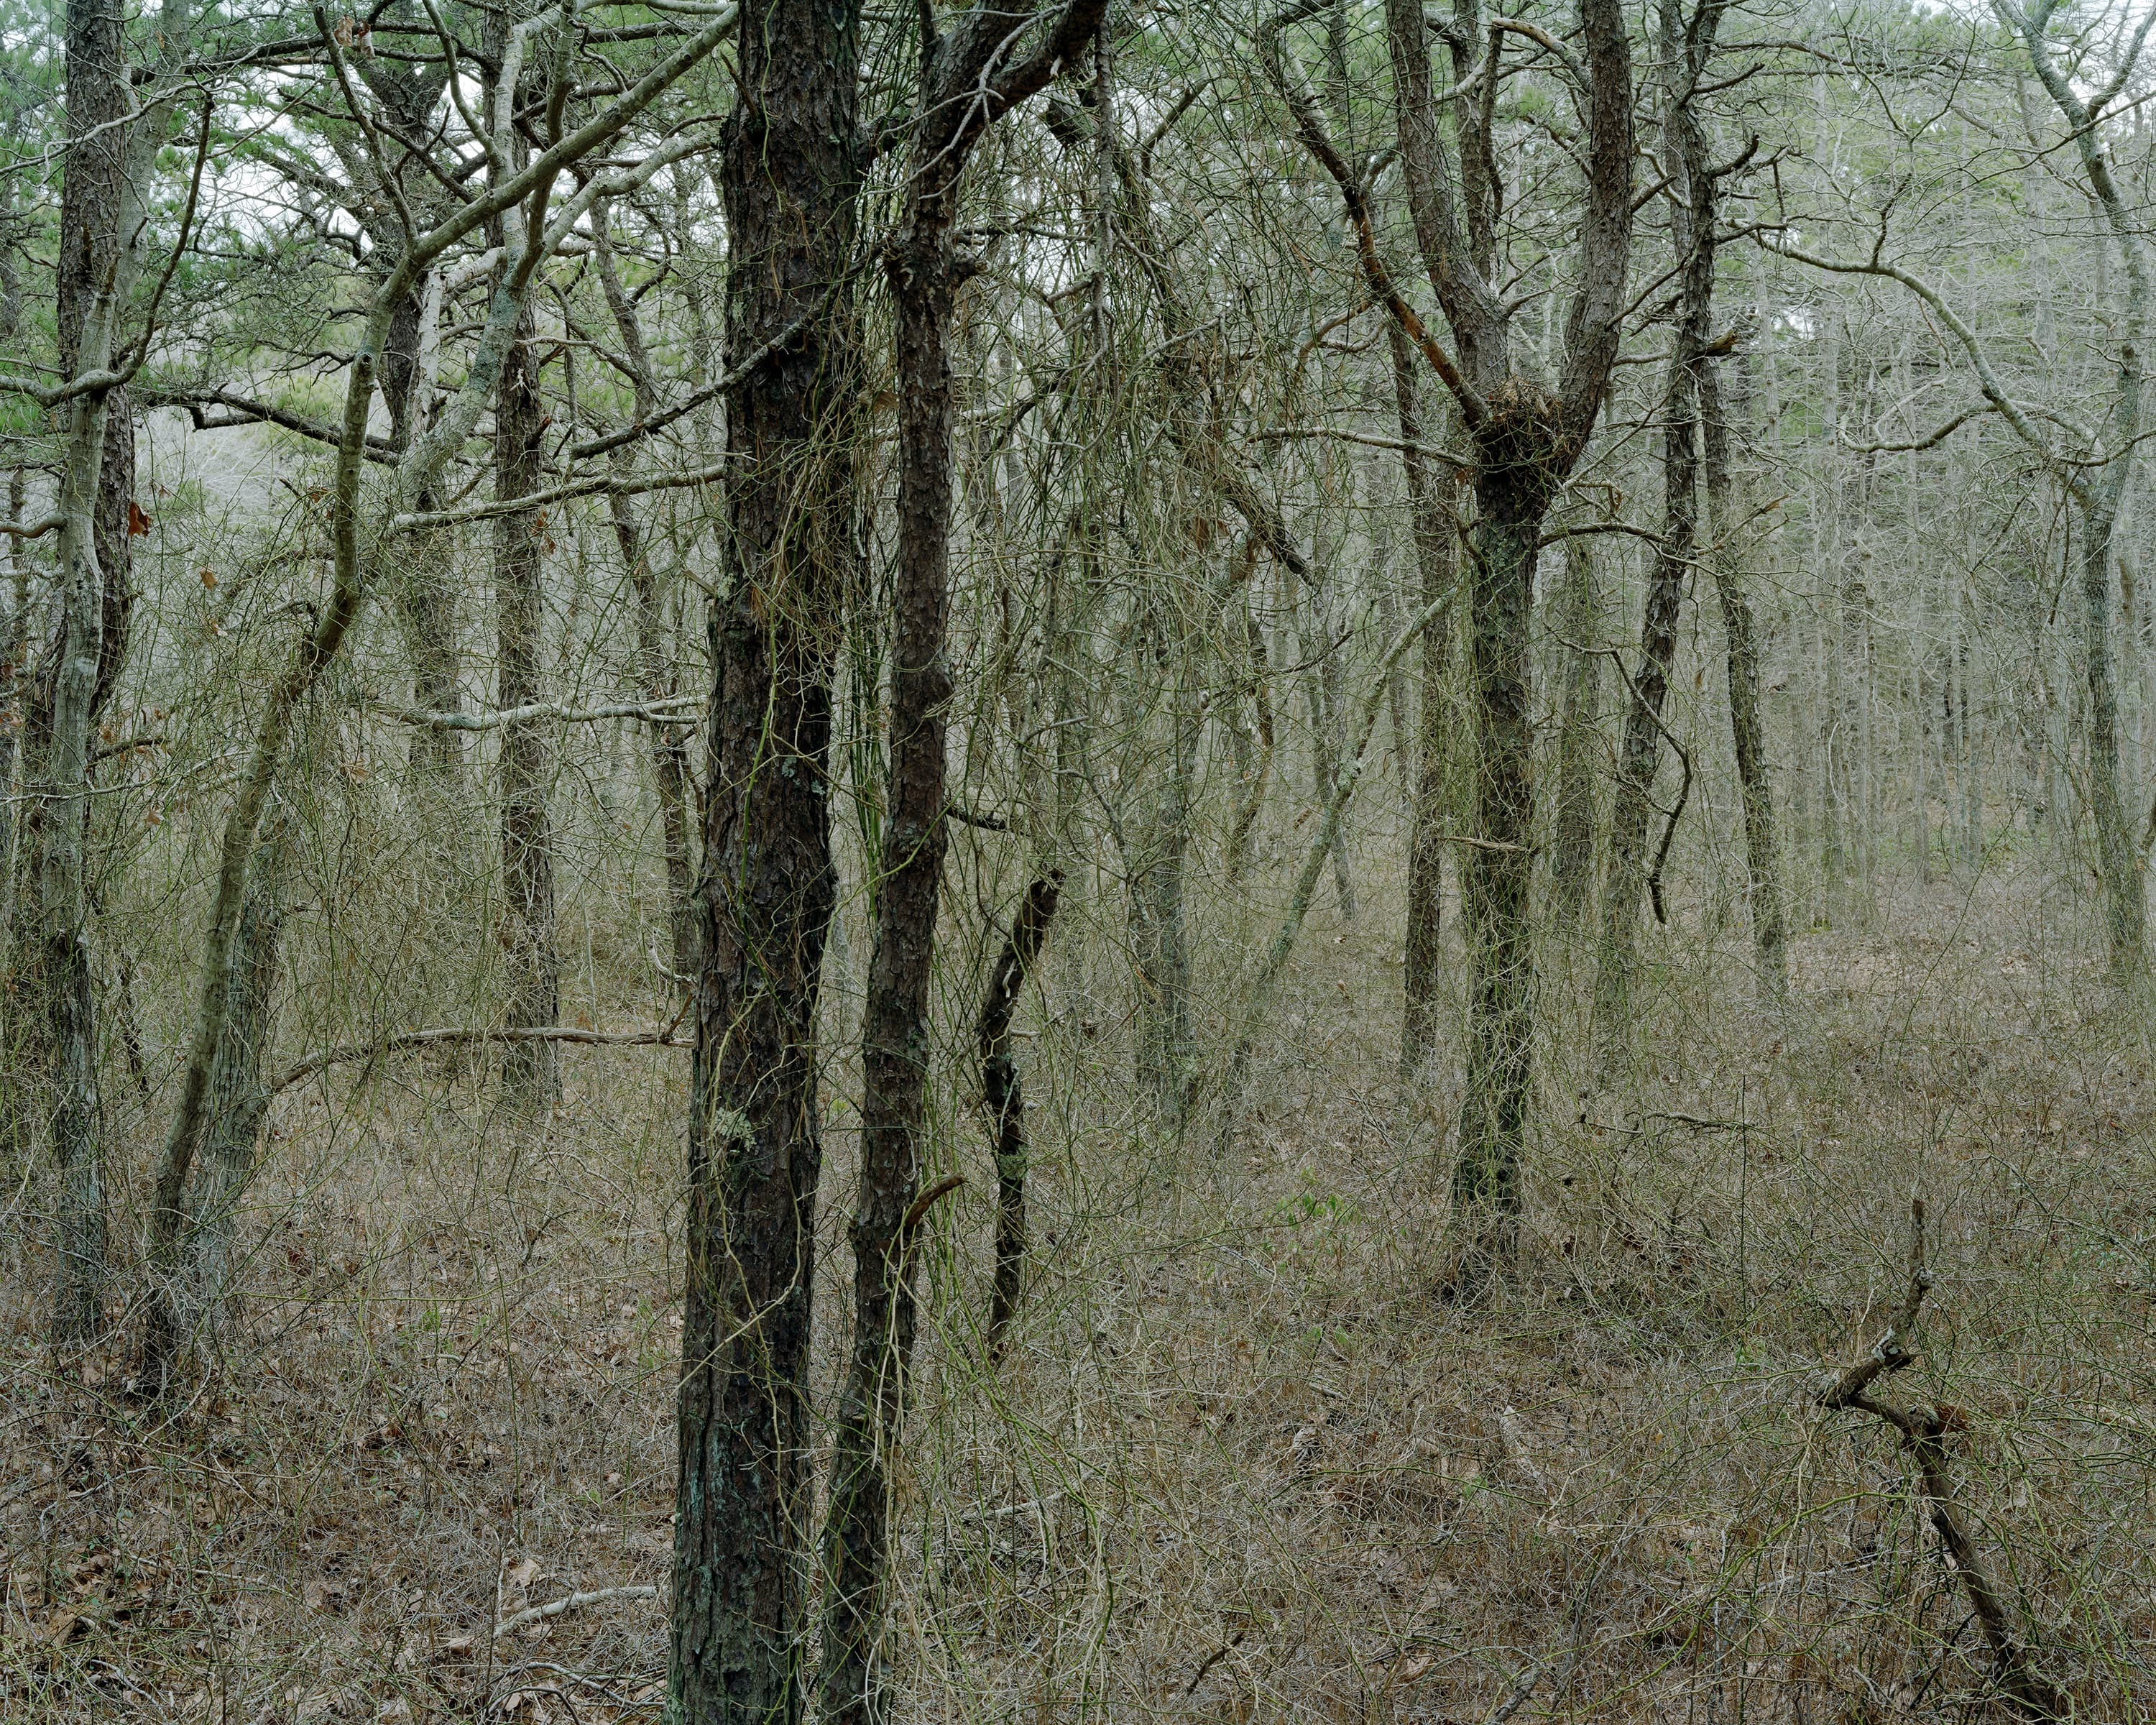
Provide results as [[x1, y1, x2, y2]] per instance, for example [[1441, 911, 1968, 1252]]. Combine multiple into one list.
[[5, 832, 2155, 1723]]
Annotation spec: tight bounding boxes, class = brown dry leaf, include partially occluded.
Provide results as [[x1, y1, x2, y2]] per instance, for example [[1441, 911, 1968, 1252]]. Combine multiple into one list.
[[1396, 1648, 1434, 1684], [43, 1606, 89, 1647], [503, 1555, 540, 1591]]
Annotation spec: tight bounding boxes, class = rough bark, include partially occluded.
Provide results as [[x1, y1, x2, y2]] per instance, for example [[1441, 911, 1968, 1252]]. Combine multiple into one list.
[[669, 0, 859, 1710], [0, 470, 28, 949], [32, 0, 150, 1346], [1325, 0, 1631, 1267], [147, 805, 292, 1366], [822, 209, 962, 1725], [1590, 0, 1715, 1066], [1549, 533, 1603, 926], [1701, 356, 1789, 1004], [820, 8, 1103, 1719], [1391, 324, 1458, 1075], [495, 310, 561, 1106], [56, 0, 135, 732]]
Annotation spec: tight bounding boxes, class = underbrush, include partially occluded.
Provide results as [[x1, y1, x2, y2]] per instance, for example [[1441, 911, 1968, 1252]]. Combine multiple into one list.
[[3, 847, 2152, 1722]]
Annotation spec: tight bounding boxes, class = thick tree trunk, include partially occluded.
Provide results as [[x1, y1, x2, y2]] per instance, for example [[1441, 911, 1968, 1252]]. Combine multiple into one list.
[[1452, 492, 1542, 1269], [983, 872, 1061, 1355], [33, 0, 144, 1345], [37, 382, 116, 1349], [669, 0, 859, 1708], [494, 313, 560, 1105], [57, 0, 134, 738]]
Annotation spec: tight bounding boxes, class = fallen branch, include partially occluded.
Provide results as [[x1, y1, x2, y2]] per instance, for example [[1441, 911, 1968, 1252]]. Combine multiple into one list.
[[493, 1583, 658, 1640], [374, 694, 700, 730], [273, 1024, 688, 1096], [1818, 1200, 2069, 1720]]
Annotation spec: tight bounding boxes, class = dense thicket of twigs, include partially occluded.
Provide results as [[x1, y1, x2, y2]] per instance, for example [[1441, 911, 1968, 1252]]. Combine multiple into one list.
[[4, 0, 2156, 1717]]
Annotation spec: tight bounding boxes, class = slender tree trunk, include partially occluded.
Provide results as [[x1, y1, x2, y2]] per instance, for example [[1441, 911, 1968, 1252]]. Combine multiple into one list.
[[177, 809, 291, 1335], [495, 312, 561, 1105], [383, 280, 465, 786], [1591, 379, 1692, 1061], [670, 0, 857, 1711], [622, 507, 701, 985], [139, 804, 292, 1376], [594, 195, 699, 983], [1549, 533, 1603, 926], [1225, 595, 1274, 885], [982, 871, 1061, 1354], [823, 17, 1102, 1712], [2081, 495, 2145, 977], [1591, 9, 1710, 1064], [0, 473, 27, 1177], [1124, 648, 1198, 1128], [1391, 324, 1457, 1075], [1314, 605, 1356, 921], [821, 211, 961, 1725], [0, 470, 28, 947]]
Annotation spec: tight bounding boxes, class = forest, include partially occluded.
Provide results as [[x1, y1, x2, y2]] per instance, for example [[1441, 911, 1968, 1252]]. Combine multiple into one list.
[[2, 0, 2155, 1715]]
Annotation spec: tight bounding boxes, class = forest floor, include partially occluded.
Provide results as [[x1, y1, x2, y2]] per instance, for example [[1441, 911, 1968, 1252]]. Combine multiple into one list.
[[4, 846, 2155, 1723]]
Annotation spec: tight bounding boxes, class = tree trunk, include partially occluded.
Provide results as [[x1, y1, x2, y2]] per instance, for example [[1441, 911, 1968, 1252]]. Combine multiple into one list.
[[821, 15, 1102, 1713], [32, 0, 144, 1345], [982, 871, 1061, 1353], [140, 805, 291, 1376], [1124, 652, 1198, 1128], [1548, 533, 1603, 927], [1590, 10, 1710, 1064], [179, 811, 291, 1337], [821, 213, 960, 1725], [57, 0, 134, 740], [1391, 323, 1457, 1075], [495, 312, 561, 1105], [1452, 494, 1542, 1269], [2081, 496, 2145, 978], [669, 0, 859, 1707], [383, 279, 465, 786], [1225, 594, 1274, 885], [0, 469, 28, 947], [594, 195, 699, 985]]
